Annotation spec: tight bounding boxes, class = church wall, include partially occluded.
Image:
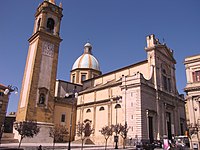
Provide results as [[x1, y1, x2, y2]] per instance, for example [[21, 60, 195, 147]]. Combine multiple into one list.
[[178, 100, 187, 119], [157, 50, 176, 94], [77, 95, 83, 105], [140, 84, 157, 140], [82, 92, 95, 103], [102, 74, 116, 84], [96, 89, 109, 101], [129, 63, 149, 80], [95, 105, 109, 134], [125, 87, 142, 141], [54, 103, 77, 140], [111, 86, 122, 97], [115, 70, 129, 80], [94, 78, 103, 87], [54, 104, 71, 125], [55, 80, 82, 98], [83, 107, 94, 121], [85, 61, 148, 89]]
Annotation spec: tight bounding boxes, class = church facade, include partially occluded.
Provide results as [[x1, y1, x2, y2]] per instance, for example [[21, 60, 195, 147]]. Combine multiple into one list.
[[74, 35, 186, 145], [15, 0, 186, 145]]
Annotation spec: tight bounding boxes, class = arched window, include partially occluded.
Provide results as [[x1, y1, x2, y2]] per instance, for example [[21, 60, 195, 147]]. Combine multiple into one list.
[[47, 18, 55, 32], [99, 107, 105, 111], [86, 109, 91, 113], [37, 18, 41, 31], [115, 104, 121, 109], [39, 93, 45, 104]]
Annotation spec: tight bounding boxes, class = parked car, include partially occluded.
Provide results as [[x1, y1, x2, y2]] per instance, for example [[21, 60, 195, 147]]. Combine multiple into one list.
[[174, 135, 190, 148]]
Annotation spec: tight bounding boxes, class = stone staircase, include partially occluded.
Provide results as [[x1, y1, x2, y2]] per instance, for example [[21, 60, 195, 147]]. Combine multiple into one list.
[[1, 133, 18, 144]]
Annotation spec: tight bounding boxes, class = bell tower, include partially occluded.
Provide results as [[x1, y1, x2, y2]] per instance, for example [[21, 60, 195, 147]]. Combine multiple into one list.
[[16, 0, 63, 140]]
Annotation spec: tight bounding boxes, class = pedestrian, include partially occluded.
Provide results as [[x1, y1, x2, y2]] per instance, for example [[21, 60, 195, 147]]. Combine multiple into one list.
[[38, 145, 42, 150]]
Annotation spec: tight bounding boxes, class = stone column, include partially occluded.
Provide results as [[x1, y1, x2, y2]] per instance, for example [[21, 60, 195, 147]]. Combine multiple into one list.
[[40, 12, 47, 30], [55, 17, 61, 36]]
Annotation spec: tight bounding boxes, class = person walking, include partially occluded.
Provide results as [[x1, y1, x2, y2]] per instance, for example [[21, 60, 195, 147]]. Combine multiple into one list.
[[38, 145, 42, 150]]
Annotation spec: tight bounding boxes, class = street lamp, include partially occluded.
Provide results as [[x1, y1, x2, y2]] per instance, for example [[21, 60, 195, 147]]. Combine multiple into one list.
[[112, 95, 122, 149], [65, 86, 78, 150], [4, 85, 18, 95], [187, 119, 200, 149]]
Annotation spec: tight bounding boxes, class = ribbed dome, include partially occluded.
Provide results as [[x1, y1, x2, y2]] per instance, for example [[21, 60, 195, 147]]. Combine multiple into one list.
[[72, 43, 100, 71]]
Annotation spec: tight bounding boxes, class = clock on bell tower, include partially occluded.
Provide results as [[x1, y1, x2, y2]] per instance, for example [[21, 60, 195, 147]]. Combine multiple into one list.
[[16, 0, 63, 142]]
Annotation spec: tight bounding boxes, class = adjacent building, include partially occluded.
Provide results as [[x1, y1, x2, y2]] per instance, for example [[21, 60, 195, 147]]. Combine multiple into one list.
[[184, 54, 200, 148], [15, 0, 187, 145], [0, 84, 10, 137]]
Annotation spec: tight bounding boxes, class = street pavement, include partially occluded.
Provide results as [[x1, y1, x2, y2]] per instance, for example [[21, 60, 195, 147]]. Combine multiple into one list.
[[0, 143, 137, 150], [0, 143, 191, 150]]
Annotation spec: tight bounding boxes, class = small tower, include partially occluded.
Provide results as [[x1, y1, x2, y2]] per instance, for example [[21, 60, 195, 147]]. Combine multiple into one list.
[[16, 0, 63, 142], [145, 34, 176, 93], [71, 43, 102, 84]]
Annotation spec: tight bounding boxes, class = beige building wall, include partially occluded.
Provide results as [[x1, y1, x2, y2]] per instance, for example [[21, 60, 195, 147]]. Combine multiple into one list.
[[54, 80, 82, 141], [184, 54, 200, 148], [76, 34, 186, 146]]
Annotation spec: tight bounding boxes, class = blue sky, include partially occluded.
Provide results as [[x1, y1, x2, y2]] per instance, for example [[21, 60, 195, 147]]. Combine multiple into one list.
[[1, 0, 199, 113]]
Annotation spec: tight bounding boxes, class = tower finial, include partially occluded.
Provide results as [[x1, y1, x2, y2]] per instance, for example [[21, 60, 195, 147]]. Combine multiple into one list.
[[84, 42, 92, 54], [49, 0, 55, 4], [59, 2, 62, 8]]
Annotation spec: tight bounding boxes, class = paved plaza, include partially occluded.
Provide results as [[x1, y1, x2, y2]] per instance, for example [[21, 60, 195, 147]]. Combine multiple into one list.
[[1, 143, 137, 150], [0, 142, 191, 149]]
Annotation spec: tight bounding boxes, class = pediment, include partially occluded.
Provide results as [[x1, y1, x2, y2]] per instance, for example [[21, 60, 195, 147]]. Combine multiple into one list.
[[157, 45, 176, 63]]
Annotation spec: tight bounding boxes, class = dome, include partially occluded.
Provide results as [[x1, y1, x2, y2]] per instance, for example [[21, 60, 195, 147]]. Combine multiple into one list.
[[72, 43, 100, 71], [84, 42, 92, 47]]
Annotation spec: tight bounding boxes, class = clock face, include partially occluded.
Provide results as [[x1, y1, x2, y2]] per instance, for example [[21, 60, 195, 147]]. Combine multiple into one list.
[[42, 41, 54, 57]]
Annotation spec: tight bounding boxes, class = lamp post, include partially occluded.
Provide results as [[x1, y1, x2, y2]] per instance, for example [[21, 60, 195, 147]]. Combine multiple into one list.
[[65, 86, 78, 150], [115, 97, 118, 149], [112, 95, 122, 149], [187, 119, 200, 149]]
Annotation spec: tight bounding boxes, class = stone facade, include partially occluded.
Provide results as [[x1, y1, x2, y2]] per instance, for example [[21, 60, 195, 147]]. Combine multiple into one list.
[[184, 54, 200, 148], [15, 0, 63, 142], [75, 34, 186, 145], [15, 0, 187, 146]]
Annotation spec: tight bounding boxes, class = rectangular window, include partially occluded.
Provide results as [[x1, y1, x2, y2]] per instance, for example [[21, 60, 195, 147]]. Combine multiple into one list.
[[61, 114, 65, 122], [167, 78, 171, 92], [193, 71, 200, 82], [81, 74, 86, 82], [162, 75, 168, 91], [93, 74, 97, 78], [72, 75, 75, 83], [131, 92, 133, 97], [131, 102, 133, 107]]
